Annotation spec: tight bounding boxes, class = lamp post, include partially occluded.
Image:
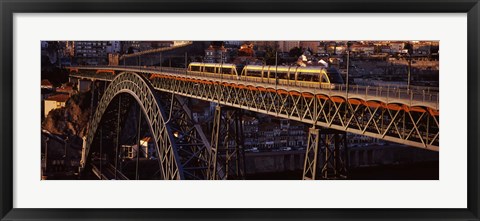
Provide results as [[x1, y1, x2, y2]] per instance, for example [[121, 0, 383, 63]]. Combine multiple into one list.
[[346, 41, 351, 94], [185, 52, 188, 75], [64, 136, 69, 171], [220, 51, 223, 82], [275, 50, 278, 90], [407, 54, 412, 91], [44, 137, 49, 173], [64, 137, 69, 158], [406, 42, 413, 92]]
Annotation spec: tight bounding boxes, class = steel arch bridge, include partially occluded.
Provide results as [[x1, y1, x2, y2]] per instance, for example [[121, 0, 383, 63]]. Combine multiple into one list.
[[71, 66, 439, 180], [80, 72, 212, 180], [80, 72, 182, 179]]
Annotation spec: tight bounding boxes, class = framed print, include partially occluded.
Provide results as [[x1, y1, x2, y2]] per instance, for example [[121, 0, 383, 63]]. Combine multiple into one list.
[[1, 0, 479, 220]]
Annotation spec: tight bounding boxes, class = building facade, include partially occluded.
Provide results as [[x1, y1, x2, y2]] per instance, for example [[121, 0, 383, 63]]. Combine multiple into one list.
[[278, 41, 300, 53], [204, 44, 228, 63], [44, 94, 69, 118], [74, 41, 109, 65]]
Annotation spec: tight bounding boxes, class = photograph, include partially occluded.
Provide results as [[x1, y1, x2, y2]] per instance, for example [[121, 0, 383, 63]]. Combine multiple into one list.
[[40, 40, 440, 180], [3, 0, 478, 219]]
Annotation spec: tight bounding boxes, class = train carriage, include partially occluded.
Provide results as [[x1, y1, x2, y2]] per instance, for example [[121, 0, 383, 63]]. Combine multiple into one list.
[[188, 62, 239, 79], [188, 62, 343, 89], [241, 65, 343, 89]]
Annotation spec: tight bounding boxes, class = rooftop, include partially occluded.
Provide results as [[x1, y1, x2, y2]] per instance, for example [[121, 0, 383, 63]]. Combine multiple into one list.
[[41, 79, 53, 87], [45, 94, 70, 103], [56, 85, 74, 93]]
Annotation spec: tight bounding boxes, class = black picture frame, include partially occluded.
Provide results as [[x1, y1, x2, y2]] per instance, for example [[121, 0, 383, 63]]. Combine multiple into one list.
[[1, 0, 479, 220]]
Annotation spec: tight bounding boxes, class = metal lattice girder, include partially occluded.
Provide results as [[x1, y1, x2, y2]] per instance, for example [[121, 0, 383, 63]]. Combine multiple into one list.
[[149, 77, 439, 151], [303, 128, 320, 180], [81, 72, 183, 180], [207, 105, 246, 180], [303, 127, 348, 180], [72, 69, 439, 151], [318, 129, 348, 179], [158, 93, 211, 179]]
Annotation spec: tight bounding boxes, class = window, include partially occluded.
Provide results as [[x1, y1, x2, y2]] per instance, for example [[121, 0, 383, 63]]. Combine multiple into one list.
[[204, 66, 215, 73], [190, 65, 201, 72], [128, 147, 134, 158], [247, 69, 262, 77], [221, 68, 232, 75], [297, 72, 314, 81]]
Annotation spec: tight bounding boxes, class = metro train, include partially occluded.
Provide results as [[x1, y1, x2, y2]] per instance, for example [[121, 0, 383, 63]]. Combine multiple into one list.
[[187, 62, 344, 89]]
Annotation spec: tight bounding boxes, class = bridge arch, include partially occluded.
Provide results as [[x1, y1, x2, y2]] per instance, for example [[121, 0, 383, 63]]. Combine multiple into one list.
[[81, 72, 183, 179]]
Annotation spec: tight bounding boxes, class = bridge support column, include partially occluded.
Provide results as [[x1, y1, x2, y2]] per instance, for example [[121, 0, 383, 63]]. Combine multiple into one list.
[[208, 105, 245, 180], [303, 127, 348, 180], [303, 127, 320, 180]]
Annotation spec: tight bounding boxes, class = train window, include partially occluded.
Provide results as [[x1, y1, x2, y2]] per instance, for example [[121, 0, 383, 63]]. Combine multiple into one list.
[[190, 66, 201, 72], [297, 72, 314, 81], [221, 68, 232, 75], [297, 73, 305, 81], [288, 71, 296, 80], [312, 74, 320, 82], [276, 71, 289, 80], [204, 66, 215, 73], [247, 70, 262, 78]]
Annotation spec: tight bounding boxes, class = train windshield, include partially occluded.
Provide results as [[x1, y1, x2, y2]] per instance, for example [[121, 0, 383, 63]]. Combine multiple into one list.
[[326, 68, 344, 84]]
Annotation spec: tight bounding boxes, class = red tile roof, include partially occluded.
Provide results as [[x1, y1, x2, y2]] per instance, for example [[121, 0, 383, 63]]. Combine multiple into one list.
[[41, 79, 53, 87], [56, 86, 74, 93], [45, 94, 70, 102]]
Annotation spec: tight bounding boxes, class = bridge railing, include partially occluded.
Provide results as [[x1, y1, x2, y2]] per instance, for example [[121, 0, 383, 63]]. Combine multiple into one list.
[[166, 68, 439, 108], [336, 84, 439, 104]]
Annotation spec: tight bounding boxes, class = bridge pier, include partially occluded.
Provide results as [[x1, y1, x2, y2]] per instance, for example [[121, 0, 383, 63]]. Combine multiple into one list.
[[303, 127, 348, 180], [208, 105, 246, 180]]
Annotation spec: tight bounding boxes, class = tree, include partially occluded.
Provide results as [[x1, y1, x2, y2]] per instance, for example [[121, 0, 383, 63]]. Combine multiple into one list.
[[264, 46, 277, 65], [404, 42, 414, 55], [289, 47, 303, 58], [229, 49, 238, 60], [127, 47, 134, 54]]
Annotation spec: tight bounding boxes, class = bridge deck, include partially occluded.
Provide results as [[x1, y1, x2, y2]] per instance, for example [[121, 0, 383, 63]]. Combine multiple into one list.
[[72, 66, 439, 110], [70, 66, 439, 151]]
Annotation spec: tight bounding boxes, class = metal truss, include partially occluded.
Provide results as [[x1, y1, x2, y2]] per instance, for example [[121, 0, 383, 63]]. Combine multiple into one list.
[[157, 93, 211, 179], [88, 93, 134, 180], [303, 127, 348, 180], [81, 72, 183, 180], [303, 128, 320, 180], [149, 76, 439, 151], [72, 71, 439, 151], [207, 105, 246, 180]]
